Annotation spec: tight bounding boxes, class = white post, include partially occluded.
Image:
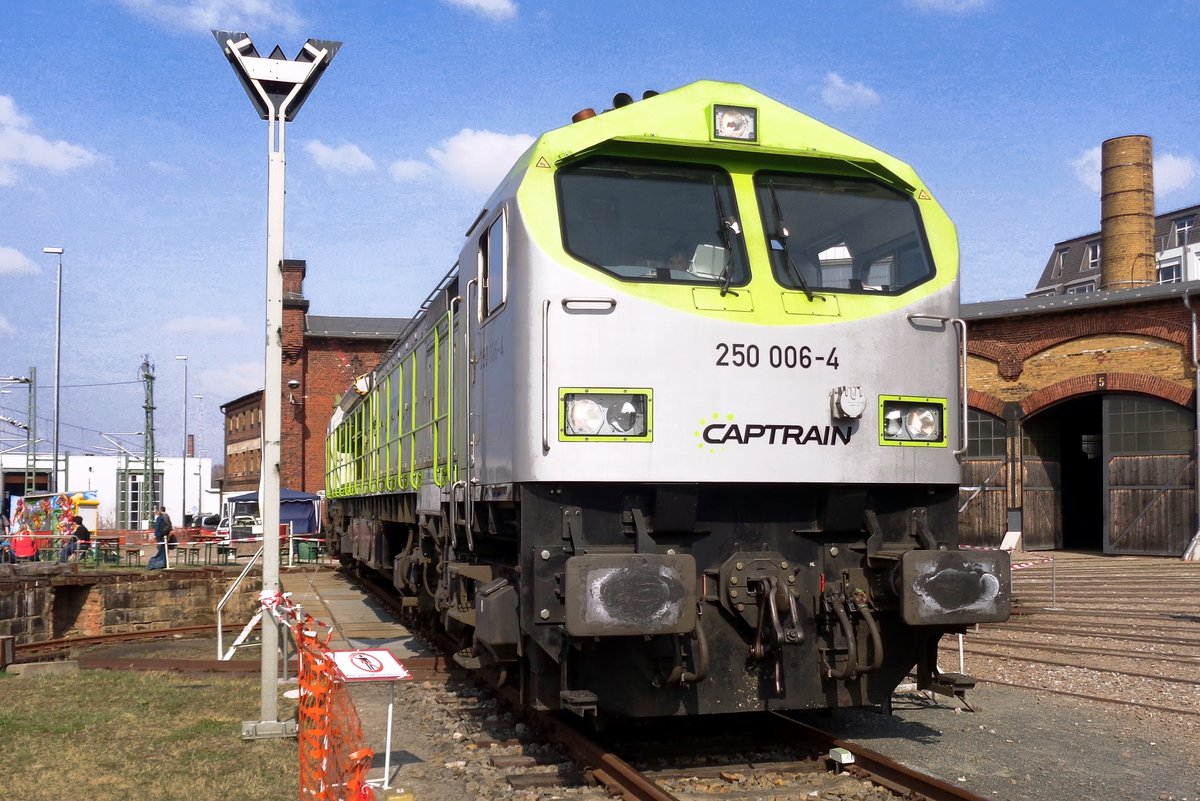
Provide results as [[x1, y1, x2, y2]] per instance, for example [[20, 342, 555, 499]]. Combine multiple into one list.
[[214, 30, 339, 739], [383, 681, 395, 789], [42, 247, 63, 493]]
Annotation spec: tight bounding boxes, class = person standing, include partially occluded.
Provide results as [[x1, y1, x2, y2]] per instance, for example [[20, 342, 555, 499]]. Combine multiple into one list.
[[147, 506, 171, 570], [0, 509, 11, 563]]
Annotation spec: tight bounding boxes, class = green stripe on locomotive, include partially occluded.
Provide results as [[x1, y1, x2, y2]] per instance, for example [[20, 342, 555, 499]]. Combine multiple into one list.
[[512, 79, 956, 325]]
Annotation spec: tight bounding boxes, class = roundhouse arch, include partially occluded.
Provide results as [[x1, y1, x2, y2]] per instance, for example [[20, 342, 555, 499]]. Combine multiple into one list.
[[1019, 389, 1195, 555], [1021, 373, 1193, 417]]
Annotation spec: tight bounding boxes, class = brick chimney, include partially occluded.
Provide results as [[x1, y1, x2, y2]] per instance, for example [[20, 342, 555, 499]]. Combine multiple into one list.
[[1100, 135, 1156, 291]]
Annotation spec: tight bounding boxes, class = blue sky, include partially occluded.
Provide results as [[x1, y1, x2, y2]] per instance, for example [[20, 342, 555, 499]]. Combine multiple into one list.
[[2, 0, 1199, 459]]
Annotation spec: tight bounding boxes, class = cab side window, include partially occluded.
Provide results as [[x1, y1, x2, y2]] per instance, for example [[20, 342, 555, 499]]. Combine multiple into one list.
[[480, 211, 506, 318]]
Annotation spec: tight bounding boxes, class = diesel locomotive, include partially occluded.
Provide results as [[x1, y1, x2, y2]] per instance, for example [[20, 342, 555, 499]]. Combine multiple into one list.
[[325, 81, 1010, 719]]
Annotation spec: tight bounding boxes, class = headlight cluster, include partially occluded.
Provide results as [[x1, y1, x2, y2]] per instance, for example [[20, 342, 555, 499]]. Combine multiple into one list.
[[561, 389, 652, 441], [880, 396, 946, 446]]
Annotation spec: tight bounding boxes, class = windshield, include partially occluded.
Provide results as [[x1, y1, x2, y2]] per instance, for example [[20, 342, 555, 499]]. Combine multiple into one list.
[[754, 173, 934, 294], [558, 157, 749, 286]]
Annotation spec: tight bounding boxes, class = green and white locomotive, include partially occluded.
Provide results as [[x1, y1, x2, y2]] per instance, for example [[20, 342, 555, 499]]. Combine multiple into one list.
[[325, 81, 1010, 718]]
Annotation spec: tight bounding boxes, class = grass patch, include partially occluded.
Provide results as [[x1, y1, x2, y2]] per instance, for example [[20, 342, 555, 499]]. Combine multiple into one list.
[[0, 670, 298, 801]]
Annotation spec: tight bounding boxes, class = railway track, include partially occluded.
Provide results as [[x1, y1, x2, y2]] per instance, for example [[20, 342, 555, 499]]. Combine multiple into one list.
[[336, 569, 993, 801], [933, 557, 1200, 721], [447, 675, 993, 801]]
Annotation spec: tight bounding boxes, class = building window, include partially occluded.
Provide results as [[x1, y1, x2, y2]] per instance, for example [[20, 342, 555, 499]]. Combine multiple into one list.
[[1109, 395, 1192, 454], [1174, 216, 1195, 248], [1086, 241, 1100, 270], [117, 469, 164, 529], [966, 410, 1006, 459], [1065, 281, 1096, 294], [1158, 262, 1182, 284], [1051, 248, 1069, 278]]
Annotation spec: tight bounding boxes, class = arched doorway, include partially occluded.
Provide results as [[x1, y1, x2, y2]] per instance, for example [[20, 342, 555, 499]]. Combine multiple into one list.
[[1022, 395, 1103, 550], [1021, 393, 1195, 554]]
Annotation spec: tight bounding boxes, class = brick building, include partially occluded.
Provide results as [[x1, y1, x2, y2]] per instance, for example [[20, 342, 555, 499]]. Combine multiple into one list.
[[957, 135, 1200, 558], [960, 283, 1198, 555], [220, 259, 408, 498]]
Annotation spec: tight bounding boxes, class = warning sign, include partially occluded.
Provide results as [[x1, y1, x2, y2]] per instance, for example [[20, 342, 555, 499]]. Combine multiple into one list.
[[330, 649, 413, 682], [916, 189, 931, 200], [535, 156, 551, 168]]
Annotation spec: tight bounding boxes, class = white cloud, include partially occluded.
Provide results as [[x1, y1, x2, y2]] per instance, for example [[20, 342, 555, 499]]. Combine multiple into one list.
[[1071, 146, 1102, 193], [426, 129, 534, 192], [0, 95, 96, 186], [0, 96, 30, 128], [442, 0, 517, 20], [0, 247, 40, 276], [203, 361, 264, 400], [1155, 153, 1198, 197], [0, 315, 14, 338], [305, 140, 376, 174], [389, 159, 434, 182], [820, 73, 880, 111], [162, 315, 250, 335], [115, 0, 303, 33], [148, 160, 185, 176], [1070, 145, 1198, 197], [905, 0, 988, 12]]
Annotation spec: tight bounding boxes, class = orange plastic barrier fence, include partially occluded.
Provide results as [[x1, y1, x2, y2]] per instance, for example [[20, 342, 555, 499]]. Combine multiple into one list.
[[296, 614, 375, 801]]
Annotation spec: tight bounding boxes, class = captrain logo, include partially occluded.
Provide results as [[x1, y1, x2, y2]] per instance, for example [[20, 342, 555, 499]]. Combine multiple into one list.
[[694, 413, 853, 453]]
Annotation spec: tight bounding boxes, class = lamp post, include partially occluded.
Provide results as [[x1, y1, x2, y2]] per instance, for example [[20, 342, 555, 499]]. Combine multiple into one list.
[[42, 247, 63, 492], [194, 393, 204, 516], [176, 356, 188, 527], [214, 29, 340, 739]]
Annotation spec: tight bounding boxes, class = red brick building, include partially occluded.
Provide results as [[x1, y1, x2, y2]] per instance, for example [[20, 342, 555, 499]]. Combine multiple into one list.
[[960, 284, 1198, 556], [220, 259, 408, 498]]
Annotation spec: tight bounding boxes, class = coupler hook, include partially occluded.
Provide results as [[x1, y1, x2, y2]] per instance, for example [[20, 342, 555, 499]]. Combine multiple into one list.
[[749, 576, 804, 694]]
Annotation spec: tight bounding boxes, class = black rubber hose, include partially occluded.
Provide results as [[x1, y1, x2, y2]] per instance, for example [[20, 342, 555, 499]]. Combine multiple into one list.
[[828, 600, 859, 680], [856, 604, 884, 674]]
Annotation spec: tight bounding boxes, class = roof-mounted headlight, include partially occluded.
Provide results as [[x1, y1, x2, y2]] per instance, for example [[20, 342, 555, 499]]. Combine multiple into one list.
[[712, 104, 757, 142]]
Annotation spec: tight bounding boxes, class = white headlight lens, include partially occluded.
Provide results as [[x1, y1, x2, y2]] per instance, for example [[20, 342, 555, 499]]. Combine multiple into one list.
[[713, 105, 757, 141], [606, 400, 642, 433], [566, 399, 605, 435], [884, 409, 904, 438], [904, 407, 940, 441]]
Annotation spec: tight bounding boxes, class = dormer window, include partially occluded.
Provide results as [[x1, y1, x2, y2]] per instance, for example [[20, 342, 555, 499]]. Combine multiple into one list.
[[1086, 241, 1100, 271], [1173, 216, 1195, 248], [1051, 247, 1069, 278]]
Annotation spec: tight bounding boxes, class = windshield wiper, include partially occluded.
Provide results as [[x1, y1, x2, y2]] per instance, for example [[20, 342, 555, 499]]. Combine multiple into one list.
[[711, 179, 740, 296], [768, 182, 814, 301]]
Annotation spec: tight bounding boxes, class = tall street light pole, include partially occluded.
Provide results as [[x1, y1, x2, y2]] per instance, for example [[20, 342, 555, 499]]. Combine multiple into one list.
[[193, 392, 204, 516], [214, 29, 340, 739], [43, 247, 63, 492], [176, 355, 188, 527]]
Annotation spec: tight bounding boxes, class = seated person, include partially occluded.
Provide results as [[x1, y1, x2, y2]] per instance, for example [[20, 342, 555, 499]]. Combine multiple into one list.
[[11, 531, 37, 561], [58, 516, 92, 563]]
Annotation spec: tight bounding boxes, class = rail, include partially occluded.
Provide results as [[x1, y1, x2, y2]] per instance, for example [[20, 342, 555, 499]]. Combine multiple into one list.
[[906, 313, 969, 456]]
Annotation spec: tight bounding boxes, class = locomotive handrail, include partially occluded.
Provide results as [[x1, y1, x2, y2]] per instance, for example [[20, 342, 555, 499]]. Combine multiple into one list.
[[542, 298, 551, 454], [906, 313, 969, 457], [463, 278, 478, 549], [561, 297, 616, 312]]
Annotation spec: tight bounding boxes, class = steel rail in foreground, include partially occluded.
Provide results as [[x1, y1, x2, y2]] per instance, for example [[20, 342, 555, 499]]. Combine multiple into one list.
[[531, 710, 677, 801], [768, 713, 990, 801], [14, 624, 241, 658]]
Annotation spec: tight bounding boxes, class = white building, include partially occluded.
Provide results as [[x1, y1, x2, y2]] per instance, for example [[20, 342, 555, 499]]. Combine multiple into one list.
[[1, 452, 218, 530]]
